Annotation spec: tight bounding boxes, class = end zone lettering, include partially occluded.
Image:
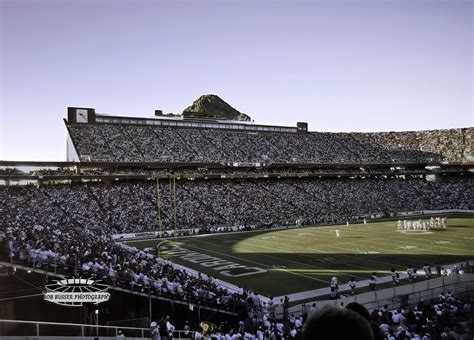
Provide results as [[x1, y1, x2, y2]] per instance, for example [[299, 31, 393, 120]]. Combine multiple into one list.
[[161, 245, 267, 277]]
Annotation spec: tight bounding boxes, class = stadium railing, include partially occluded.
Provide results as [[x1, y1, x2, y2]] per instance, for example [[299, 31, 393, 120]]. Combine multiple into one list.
[[363, 277, 474, 311], [0, 319, 195, 339], [290, 273, 474, 317]]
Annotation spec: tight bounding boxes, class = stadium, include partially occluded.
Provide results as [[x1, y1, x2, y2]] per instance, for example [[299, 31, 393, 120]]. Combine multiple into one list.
[[1, 94, 473, 339]]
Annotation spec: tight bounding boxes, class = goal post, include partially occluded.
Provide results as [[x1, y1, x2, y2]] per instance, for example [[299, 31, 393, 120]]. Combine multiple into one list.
[[156, 178, 162, 234]]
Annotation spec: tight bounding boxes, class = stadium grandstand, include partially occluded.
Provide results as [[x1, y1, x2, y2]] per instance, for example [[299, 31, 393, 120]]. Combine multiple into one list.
[[1, 99, 473, 339], [64, 106, 471, 164]]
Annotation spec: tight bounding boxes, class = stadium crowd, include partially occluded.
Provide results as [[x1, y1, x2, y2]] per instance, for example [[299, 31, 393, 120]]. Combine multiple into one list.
[[2, 123, 473, 338], [2, 214, 472, 339], [147, 293, 473, 339], [67, 124, 472, 164], [1, 176, 471, 234], [0, 223, 248, 312], [302, 294, 472, 339]]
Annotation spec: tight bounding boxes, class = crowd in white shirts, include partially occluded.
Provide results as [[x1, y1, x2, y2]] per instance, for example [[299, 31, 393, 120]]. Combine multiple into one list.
[[68, 124, 472, 164], [1, 176, 471, 234], [151, 291, 472, 339], [1, 224, 250, 312]]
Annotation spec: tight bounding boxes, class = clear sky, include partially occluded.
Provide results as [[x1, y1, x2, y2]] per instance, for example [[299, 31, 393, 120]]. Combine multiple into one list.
[[0, 0, 472, 161]]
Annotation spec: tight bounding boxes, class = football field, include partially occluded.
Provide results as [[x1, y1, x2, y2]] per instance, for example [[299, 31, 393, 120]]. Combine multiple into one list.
[[126, 218, 474, 297]]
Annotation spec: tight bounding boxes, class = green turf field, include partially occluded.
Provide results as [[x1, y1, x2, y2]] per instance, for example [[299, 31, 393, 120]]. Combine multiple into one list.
[[126, 218, 474, 297]]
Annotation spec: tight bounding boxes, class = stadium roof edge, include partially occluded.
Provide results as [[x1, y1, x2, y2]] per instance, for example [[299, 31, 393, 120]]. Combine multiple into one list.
[[0, 160, 223, 168], [65, 107, 308, 133], [64, 106, 473, 134]]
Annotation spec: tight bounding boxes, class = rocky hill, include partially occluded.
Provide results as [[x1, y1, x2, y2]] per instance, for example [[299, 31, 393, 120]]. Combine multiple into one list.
[[183, 94, 251, 121]]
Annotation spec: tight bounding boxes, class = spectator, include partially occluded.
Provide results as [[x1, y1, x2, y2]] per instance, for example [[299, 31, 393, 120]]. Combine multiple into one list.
[[303, 305, 374, 340]]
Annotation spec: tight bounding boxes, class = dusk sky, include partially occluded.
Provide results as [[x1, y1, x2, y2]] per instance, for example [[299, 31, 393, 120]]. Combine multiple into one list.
[[1, 0, 472, 161]]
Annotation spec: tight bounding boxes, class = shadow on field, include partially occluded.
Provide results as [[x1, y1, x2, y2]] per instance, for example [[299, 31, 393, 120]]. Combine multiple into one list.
[[158, 240, 474, 295], [179, 253, 473, 296]]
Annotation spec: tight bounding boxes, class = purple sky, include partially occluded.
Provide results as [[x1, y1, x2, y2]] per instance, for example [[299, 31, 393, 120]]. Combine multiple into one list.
[[1, 0, 472, 161]]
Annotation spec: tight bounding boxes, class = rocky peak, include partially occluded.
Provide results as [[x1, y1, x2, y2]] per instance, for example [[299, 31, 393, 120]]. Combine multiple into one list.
[[183, 94, 251, 121]]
